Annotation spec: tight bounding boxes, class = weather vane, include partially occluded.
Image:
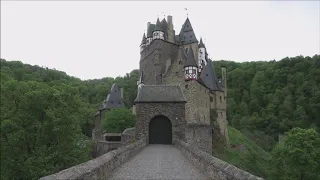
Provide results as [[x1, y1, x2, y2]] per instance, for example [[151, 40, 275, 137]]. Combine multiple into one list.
[[184, 8, 188, 17]]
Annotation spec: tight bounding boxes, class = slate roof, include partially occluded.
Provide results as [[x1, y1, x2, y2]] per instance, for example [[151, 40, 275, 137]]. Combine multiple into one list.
[[184, 47, 197, 67], [199, 59, 219, 91], [161, 18, 167, 32], [99, 83, 124, 110], [154, 18, 163, 32], [179, 18, 198, 45], [134, 85, 187, 103], [147, 24, 155, 38], [141, 33, 146, 45], [198, 38, 206, 48]]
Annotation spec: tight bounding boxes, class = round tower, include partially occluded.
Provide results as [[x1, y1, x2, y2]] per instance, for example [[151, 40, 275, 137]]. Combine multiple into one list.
[[153, 18, 164, 40], [184, 47, 198, 80], [140, 33, 146, 52], [198, 38, 207, 73]]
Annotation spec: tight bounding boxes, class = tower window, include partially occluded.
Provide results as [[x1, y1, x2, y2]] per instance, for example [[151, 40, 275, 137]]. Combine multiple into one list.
[[185, 84, 188, 89], [179, 61, 182, 65], [220, 112, 223, 117], [220, 96, 222, 103], [210, 97, 213, 102]]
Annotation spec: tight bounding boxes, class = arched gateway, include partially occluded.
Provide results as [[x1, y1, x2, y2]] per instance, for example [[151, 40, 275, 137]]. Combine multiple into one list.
[[149, 116, 172, 144], [133, 85, 187, 142]]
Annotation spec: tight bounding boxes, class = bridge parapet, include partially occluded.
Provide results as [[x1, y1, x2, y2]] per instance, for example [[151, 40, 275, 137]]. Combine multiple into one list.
[[174, 139, 264, 180], [39, 138, 146, 180]]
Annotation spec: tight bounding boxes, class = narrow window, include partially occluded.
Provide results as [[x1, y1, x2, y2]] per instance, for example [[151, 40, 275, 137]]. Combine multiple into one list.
[[179, 61, 182, 65], [210, 97, 213, 102], [185, 70, 188, 74], [185, 84, 188, 89], [220, 112, 223, 117], [220, 96, 222, 103], [185, 48, 188, 53]]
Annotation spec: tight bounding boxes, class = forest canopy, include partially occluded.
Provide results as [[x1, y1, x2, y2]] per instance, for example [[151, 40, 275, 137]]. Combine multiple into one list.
[[1, 54, 319, 179]]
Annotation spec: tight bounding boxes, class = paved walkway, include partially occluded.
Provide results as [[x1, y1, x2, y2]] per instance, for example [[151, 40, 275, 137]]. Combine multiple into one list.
[[108, 145, 209, 180]]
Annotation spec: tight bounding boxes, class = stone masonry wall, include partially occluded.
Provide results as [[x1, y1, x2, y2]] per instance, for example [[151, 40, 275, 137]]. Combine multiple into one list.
[[183, 80, 211, 124], [39, 138, 147, 180], [140, 39, 179, 85], [93, 141, 122, 158], [185, 124, 212, 154], [134, 102, 186, 142], [174, 139, 264, 180], [214, 91, 229, 143]]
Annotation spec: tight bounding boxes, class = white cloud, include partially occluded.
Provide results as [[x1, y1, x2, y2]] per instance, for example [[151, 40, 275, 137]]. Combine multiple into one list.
[[1, 1, 319, 79]]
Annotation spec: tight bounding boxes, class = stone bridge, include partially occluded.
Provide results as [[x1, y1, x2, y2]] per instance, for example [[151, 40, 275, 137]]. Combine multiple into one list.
[[40, 138, 264, 180]]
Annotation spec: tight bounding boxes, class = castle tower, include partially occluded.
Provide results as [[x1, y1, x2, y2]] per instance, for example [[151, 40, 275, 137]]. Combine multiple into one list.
[[179, 18, 198, 56], [146, 22, 154, 46], [198, 38, 207, 73], [166, 15, 175, 43], [161, 18, 168, 40], [153, 18, 165, 40], [221, 66, 227, 98], [184, 47, 198, 81], [140, 33, 146, 52]]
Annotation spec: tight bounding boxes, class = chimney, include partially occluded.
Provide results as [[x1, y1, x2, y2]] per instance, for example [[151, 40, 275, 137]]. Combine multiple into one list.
[[120, 88, 124, 99], [166, 15, 174, 43], [147, 22, 151, 31], [221, 66, 227, 98]]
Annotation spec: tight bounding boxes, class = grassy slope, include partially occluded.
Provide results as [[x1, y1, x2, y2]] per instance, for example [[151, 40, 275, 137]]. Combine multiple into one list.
[[214, 126, 271, 179]]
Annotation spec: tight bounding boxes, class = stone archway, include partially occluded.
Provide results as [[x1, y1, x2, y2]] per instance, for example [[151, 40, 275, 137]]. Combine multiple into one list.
[[149, 115, 172, 144]]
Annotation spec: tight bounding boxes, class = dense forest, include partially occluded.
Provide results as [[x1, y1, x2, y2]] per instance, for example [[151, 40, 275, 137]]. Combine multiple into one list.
[[1, 55, 319, 179]]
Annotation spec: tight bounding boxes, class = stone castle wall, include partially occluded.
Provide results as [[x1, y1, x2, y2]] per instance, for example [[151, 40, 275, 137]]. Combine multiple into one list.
[[134, 102, 186, 142], [140, 39, 179, 85]]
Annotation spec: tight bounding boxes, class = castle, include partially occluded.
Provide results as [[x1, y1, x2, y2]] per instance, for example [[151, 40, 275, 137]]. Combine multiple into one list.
[[133, 15, 229, 153]]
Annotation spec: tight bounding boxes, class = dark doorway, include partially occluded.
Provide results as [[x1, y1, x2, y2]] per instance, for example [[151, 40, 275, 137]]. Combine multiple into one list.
[[149, 115, 172, 144]]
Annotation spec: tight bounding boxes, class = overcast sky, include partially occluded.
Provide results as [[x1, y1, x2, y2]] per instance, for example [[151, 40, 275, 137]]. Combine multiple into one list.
[[1, 1, 319, 80]]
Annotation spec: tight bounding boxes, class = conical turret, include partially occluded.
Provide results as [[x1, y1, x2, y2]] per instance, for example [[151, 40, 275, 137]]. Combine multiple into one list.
[[153, 18, 165, 40], [140, 33, 146, 52], [184, 48, 198, 81]]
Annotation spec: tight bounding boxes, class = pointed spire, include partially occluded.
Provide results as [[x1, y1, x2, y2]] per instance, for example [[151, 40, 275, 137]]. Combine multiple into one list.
[[198, 38, 206, 48], [184, 48, 197, 67], [154, 18, 163, 32], [200, 59, 219, 91], [141, 33, 146, 45], [179, 17, 198, 45]]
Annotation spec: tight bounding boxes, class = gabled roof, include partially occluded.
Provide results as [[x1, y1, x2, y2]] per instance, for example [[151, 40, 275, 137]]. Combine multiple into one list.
[[199, 59, 219, 91], [184, 47, 197, 67], [147, 24, 155, 38], [134, 85, 187, 103], [154, 18, 163, 32], [198, 38, 206, 48], [99, 83, 124, 110], [179, 18, 198, 45], [141, 33, 146, 45], [161, 18, 167, 31]]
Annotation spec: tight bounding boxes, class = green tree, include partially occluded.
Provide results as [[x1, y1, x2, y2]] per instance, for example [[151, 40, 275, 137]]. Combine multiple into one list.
[[270, 128, 320, 180], [0, 80, 92, 180], [102, 108, 136, 133]]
